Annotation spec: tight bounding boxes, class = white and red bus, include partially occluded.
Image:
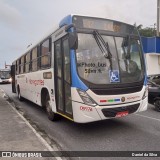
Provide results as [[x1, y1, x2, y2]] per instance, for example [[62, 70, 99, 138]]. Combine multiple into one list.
[[11, 15, 148, 123]]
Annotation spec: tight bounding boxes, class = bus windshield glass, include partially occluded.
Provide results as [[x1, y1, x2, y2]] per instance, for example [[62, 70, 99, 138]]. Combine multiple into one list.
[[0, 70, 10, 79], [76, 33, 144, 85]]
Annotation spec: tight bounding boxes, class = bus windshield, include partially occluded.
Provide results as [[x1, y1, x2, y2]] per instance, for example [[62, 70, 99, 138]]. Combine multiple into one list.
[[76, 33, 144, 85], [0, 70, 10, 79]]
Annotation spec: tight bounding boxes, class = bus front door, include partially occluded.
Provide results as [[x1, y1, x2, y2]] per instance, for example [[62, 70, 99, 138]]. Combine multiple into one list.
[[54, 37, 73, 119], [11, 65, 16, 93]]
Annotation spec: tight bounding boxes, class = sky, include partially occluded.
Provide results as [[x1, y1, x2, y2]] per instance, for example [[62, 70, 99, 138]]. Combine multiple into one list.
[[0, 0, 157, 68]]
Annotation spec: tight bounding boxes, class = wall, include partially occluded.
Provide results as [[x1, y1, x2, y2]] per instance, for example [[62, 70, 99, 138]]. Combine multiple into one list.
[[141, 37, 160, 76]]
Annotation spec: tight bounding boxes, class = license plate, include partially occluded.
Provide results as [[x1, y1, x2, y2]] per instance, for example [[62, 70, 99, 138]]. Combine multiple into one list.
[[116, 111, 129, 117]]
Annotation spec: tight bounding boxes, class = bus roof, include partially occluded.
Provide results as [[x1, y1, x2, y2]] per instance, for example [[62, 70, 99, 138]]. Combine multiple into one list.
[[14, 14, 136, 62], [59, 14, 134, 28]]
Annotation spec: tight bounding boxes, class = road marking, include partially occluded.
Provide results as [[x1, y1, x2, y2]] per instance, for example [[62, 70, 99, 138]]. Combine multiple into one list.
[[135, 113, 160, 122], [7, 102, 63, 160]]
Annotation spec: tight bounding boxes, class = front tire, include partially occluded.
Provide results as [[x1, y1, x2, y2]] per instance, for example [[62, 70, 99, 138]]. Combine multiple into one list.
[[45, 95, 60, 121], [154, 99, 160, 112]]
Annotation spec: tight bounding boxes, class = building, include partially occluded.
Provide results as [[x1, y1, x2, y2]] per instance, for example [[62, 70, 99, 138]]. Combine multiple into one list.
[[141, 37, 160, 76]]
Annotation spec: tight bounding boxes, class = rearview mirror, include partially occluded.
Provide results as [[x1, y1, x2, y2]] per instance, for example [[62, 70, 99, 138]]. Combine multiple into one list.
[[68, 32, 78, 50]]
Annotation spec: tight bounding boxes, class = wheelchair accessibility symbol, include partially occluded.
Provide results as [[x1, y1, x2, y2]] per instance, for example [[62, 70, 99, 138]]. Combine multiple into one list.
[[109, 70, 120, 83]]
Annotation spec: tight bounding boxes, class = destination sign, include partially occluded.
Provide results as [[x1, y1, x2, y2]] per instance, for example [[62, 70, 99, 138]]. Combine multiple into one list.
[[73, 16, 135, 35]]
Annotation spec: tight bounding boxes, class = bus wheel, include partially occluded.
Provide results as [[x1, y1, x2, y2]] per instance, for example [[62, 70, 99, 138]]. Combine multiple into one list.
[[17, 86, 23, 101], [154, 99, 160, 112], [45, 96, 60, 121]]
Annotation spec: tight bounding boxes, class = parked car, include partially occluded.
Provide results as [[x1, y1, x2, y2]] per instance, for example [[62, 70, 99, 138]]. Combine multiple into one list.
[[148, 75, 160, 111]]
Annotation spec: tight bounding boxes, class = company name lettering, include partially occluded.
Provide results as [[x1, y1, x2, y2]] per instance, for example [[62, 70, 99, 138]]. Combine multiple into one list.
[[29, 79, 44, 86], [127, 96, 140, 100]]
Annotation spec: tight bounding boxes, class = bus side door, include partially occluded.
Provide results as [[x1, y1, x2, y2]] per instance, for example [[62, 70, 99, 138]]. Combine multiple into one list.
[[11, 65, 16, 93], [54, 36, 73, 119]]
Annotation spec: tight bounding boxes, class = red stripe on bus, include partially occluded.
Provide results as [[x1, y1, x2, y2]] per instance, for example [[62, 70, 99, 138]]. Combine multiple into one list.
[[100, 100, 107, 103]]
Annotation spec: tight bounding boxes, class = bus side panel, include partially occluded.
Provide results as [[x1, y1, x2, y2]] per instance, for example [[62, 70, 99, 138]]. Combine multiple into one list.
[[16, 69, 56, 112]]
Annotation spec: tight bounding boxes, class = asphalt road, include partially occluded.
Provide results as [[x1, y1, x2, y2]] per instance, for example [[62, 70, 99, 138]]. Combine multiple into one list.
[[1, 83, 160, 160]]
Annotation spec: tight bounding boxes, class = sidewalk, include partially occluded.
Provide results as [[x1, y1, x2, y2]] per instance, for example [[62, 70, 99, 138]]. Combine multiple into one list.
[[0, 89, 56, 160]]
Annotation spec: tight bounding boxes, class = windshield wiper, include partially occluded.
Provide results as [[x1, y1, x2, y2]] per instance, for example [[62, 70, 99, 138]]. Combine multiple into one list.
[[121, 36, 131, 72], [93, 30, 113, 70]]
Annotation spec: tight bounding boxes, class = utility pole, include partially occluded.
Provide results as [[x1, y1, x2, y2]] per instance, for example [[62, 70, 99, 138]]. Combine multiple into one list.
[[157, 0, 160, 36]]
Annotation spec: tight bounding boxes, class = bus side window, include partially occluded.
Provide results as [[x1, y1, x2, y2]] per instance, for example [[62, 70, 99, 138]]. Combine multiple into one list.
[[29, 51, 32, 72], [37, 46, 40, 70], [21, 56, 24, 74], [16, 61, 18, 75], [40, 38, 51, 69], [25, 52, 30, 73], [63, 38, 71, 84], [31, 47, 38, 72], [19, 59, 21, 74], [23, 56, 26, 73]]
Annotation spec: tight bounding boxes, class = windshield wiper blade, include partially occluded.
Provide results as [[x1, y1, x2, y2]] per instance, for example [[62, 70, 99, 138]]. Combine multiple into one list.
[[121, 36, 131, 72], [93, 30, 113, 70], [122, 35, 131, 59], [121, 45, 129, 72]]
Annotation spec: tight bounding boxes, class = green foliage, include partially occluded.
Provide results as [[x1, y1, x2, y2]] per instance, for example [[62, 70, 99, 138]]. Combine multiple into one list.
[[137, 24, 156, 37]]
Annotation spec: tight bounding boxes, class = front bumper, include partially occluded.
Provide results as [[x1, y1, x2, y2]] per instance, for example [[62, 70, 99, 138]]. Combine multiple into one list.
[[72, 97, 148, 123], [0, 80, 10, 84]]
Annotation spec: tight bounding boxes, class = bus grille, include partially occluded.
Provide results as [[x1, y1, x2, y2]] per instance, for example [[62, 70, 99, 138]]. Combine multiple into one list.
[[102, 103, 140, 118], [91, 85, 143, 95]]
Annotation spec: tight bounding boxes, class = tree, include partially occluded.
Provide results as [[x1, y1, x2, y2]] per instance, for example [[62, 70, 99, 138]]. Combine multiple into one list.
[[137, 24, 156, 37]]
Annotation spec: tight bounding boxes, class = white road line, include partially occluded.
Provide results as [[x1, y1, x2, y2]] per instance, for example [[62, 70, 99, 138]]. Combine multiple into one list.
[[7, 102, 63, 160], [135, 113, 160, 122]]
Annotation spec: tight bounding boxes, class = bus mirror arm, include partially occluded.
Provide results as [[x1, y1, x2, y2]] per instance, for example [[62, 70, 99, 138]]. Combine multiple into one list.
[[68, 32, 78, 50], [65, 24, 75, 32]]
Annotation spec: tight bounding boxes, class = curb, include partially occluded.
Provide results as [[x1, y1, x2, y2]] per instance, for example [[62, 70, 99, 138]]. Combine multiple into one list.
[[0, 89, 66, 160]]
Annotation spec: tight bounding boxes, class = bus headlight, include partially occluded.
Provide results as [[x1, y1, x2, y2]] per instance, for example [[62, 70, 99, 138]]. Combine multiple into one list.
[[9, 78, 12, 82], [142, 86, 148, 100], [77, 89, 97, 106]]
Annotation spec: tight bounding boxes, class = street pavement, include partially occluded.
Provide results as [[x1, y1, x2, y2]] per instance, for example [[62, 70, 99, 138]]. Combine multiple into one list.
[[1, 84, 160, 160], [0, 88, 57, 160]]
